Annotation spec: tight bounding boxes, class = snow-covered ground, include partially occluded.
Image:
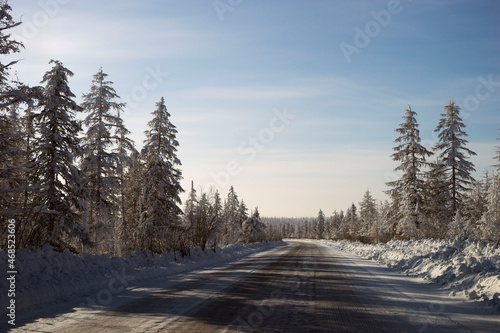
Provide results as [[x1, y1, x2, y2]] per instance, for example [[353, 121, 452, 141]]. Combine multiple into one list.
[[0, 241, 286, 317], [316, 238, 500, 310]]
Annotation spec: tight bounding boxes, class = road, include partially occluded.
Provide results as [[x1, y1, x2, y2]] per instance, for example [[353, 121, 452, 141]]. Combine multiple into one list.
[[11, 241, 500, 332]]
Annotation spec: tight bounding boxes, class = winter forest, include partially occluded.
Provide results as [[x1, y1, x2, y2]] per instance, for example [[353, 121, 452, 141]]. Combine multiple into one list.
[[1, 1, 500, 260], [274, 103, 500, 244]]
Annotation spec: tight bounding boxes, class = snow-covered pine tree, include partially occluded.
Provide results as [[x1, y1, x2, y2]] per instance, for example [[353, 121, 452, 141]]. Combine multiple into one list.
[[122, 148, 143, 252], [140, 97, 183, 253], [494, 127, 500, 173], [222, 185, 240, 244], [434, 99, 476, 216], [315, 209, 325, 239], [359, 189, 378, 242], [463, 179, 488, 232], [0, 1, 24, 246], [207, 189, 223, 251], [112, 98, 135, 253], [29, 60, 89, 250], [386, 105, 432, 239], [345, 203, 360, 240], [80, 68, 126, 254], [477, 173, 500, 243], [241, 207, 266, 243], [422, 158, 451, 238]]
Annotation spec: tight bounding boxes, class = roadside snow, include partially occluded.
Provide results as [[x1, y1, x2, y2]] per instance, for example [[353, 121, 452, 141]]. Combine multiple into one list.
[[318, 239, 500, 309], [0, 241, 286, 316]]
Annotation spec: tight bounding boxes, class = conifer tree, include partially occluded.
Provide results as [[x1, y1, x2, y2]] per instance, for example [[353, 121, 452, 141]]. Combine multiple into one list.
[[241, 207, 266, 243], [478, 174, 500, 243], [423, 159, 451, 238], [122, 148, 143, 252], [359, 189, 378, 240], [80, 69, 125, 254], [386, 106, 432, 238], [140, 97, 183, 253], [315, 209, 325, 239], [434, 99, 476, 216], [494, 127, 500, 173], [0, 1, 24, 245], [222, 186, 240, 244], [30, 60, 88, 249]]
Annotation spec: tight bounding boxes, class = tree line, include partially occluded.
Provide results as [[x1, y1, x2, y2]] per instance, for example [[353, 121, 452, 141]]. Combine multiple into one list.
[[273, 103, 500, 243], [0, 2, 270, 255]]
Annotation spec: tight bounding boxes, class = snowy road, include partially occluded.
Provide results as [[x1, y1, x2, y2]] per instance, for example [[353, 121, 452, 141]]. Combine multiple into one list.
[[9, 241, 500, 332]]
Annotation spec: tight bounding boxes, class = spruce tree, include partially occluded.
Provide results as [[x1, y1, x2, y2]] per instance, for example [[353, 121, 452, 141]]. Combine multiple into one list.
[[434, 99, 476, 216], [0, 1, 24, 246], [386, 105, 432, 238], [80, 69, 126, 254], [140, 97, 183, 253], [222, 185, 240, 244], [30, 60, 88, 249], [241, 207, 266, 243], [359, 189, 378, 240], [315, 209, 325, 239], [494, 127, 500, 173], [423, 158, 451, 238]]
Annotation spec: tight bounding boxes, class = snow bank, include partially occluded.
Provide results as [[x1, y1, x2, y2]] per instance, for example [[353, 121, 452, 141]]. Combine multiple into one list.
[[321, 239, 500, 309], [0, 241, 286, 314]]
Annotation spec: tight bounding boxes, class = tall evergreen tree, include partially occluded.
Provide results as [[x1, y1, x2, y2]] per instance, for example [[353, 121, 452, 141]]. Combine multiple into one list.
[[0, 1, 24, 246], [122, 148, 143, 252], [359, 189, 378, 240], [80, 69, 126, 254], [494, 127, 500, 173], [222, 185, 240, 244], [30, 60, 88, 249], [386, 105, 432, 238], [315, 209, 325, 239], [422, 158, 451, 238], [140, 97, 183, 253], [434, 99, 476, 216]]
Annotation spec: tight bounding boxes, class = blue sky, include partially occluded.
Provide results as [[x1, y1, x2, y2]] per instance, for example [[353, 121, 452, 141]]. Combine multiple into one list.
[[6, 0, 500, 217]]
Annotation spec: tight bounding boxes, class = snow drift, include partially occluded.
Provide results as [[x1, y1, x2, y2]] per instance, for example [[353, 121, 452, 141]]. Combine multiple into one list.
[[321, 239, 500, 309]]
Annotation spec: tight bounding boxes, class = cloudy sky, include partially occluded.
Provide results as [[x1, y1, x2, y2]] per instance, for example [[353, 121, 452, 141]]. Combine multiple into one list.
[[6, 0, 500, 217]]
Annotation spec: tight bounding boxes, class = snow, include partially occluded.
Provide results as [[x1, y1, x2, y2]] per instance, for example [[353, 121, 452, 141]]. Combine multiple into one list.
[[0, 241, 286, 317], [317, 238, 500, 309]]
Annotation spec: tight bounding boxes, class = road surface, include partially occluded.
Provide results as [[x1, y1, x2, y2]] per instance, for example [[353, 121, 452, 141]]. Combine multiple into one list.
[[10, 241, 500, 332]]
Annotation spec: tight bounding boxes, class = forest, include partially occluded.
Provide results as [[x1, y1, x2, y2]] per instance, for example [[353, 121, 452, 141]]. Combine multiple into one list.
[[269, 104, 500, 244], [1, 1, 499, 259]]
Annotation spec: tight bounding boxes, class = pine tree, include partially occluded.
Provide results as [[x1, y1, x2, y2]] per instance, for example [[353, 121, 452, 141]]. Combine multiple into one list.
[[422, 158, 451, 238], [359, 189, 378, 241], [80, 69, 125, 254], [494, 127, 500, 173], [478, 174, 500, 243], [122, 148, 143, 252], [222, 185, 240, 244], [315, 209, 326, 239], [345, 203, 360, 240], [434, 99, 476, 216], [241, 207, 266, 243], [386, 105, 432, 238], [29, 60, 89, 249], [140, 97, 183, 253], [0, 1, 24, 246]]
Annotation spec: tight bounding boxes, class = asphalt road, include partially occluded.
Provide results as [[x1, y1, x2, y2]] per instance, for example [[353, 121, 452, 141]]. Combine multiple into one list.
[[38, 242, 393, 332], [14, 241, 497, 332]]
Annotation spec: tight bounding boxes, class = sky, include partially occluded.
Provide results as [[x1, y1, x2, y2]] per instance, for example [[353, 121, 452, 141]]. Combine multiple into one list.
[[5, 0, 500, 217]]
